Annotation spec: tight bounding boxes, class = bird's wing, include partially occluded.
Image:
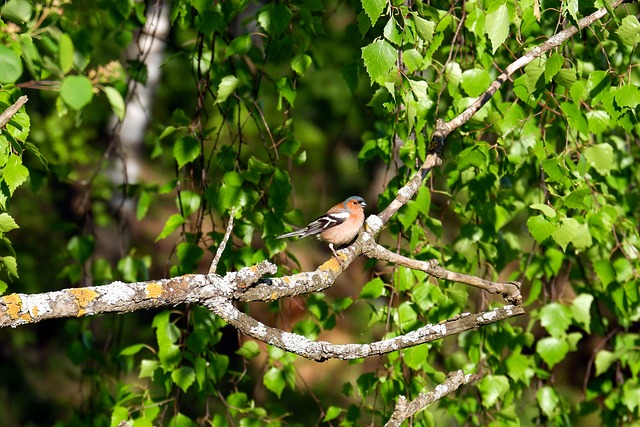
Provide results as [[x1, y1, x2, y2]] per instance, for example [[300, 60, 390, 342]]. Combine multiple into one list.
[[303, 211, 349, 236], [277, 211, 350, 239]]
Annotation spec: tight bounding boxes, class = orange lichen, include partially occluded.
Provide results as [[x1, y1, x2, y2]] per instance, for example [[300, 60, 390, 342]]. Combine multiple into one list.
[[68, 288, 98, 317], [2, 293, 23, 320], [319, 257, 341, 272], [145, 282, 164, 299]]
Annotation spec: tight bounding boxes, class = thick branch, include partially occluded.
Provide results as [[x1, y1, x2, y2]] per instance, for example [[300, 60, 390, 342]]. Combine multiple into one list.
[[0, 262, 276, 328], [385, 370, 477, 427], [207, 298, 524, 362], [235, 243, 364, 302], [363, 243, 522, 305]]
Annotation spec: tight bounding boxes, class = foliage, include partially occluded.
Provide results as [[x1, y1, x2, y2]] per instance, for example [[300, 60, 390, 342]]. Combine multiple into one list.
[[1, 0, 639, 426]]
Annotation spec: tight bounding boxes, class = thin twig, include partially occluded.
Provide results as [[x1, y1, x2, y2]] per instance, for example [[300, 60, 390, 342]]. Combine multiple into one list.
[[0, 96, 28, 130], [209, 206, 237, 273]]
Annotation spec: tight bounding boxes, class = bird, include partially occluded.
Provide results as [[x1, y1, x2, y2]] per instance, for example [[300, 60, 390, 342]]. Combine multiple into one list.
[[276, 196, 367, 258]]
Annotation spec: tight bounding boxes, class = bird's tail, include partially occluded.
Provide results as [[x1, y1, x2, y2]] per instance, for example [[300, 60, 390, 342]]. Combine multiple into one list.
[[276, 229, 305, 239]]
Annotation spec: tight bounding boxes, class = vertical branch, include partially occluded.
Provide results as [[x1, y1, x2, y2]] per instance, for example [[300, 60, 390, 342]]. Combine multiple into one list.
[[209, 206, 237, 273]]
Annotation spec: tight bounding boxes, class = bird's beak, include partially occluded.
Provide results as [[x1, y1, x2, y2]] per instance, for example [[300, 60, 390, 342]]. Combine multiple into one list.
[[361, 201, 367, 207]]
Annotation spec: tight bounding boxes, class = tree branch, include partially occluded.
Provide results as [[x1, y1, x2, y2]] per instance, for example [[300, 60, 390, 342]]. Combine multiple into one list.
[[207, 299, 524, 362], [363, 243, 522, 305], [435, 0, 626, 141], [0, 261, 277, 328], [0, 96, 28, 130], [385, 370, 477, 427], [209, 206, 237, 274]]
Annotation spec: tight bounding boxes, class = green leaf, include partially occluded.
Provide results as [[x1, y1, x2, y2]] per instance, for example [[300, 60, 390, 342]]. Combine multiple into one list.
[[275, 77, 296, 109], [539, 302, 572, 337], [505, 352, 534, 383], [593, 259, 616, 289], [617, 15, 640, 46], [236, 340, 260, 359], [595, 350, 616, 376], [526, 215, 556, 244], [0, 45, 23, 84], [397, 302, 418, 330], [564, 0, 578, 22], [60, 75, 94, 110], [215, 75, 239, 104], [359, 277, 385, 299], [477, 375, 509, 408], [2, 256, 18, 278], [403, 344, 429, 370], [156, 213, 185, 241], [402, 49, 423, 73], [103, 86, 126, 121], [291, 54, 312, 76], [485, 3, 509, 53], [362, 0, 386, 26], [264, 367, 285, 398], [137, 190, 153, 220], [176, 242, 204, 273], [111, 406, 130, 427], [119, 343, 147, 356], [361, 40, 396, 84], [564, 188, 590, 210], [168, 413, 196, 427], [586, 110, 611, 134], [544, 53, 564, 83], [541, 158, 568, 184], [383, 17, 403, 46], [614, 84, 640, 109], [257, 3, 292, 35], [323, 406, 344, 422], [530, 203, 556, 218], [571, 294, 593, 333], [554, 68, 576, 88], [219, 171, 243, 211], [67, 235, 95, 263], [59, 33, 74, 73], [2, 0, 33, 22], [268, 168, 291, 216], [552, 218, 592, 251], [587, 70, 610, 103], [622, 384, 640, 413], [4, 155, 29, 195], [171, 367, 196, 393], [584, 143, 614, 175], [537, 386, 560, 418], [460, 68, 491, 97], [341, 62, 359, 94], [173, 136, 201, 169], [560, 102, 588, 134], [227, 34, 252, 56], [412, 14, 435, 42], [536, 336, 569, 368], [0, 213, 19, 232]]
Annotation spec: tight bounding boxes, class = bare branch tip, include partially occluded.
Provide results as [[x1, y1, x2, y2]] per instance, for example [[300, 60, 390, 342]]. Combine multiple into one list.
[[209, 206, 238, 274]]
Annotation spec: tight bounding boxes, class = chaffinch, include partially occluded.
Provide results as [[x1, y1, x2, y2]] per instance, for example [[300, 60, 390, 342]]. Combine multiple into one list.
[[276, 196, 367, 257]]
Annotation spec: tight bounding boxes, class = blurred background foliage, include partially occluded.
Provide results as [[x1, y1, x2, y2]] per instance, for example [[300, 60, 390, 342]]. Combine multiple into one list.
[[0, 0, 639, 426]]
